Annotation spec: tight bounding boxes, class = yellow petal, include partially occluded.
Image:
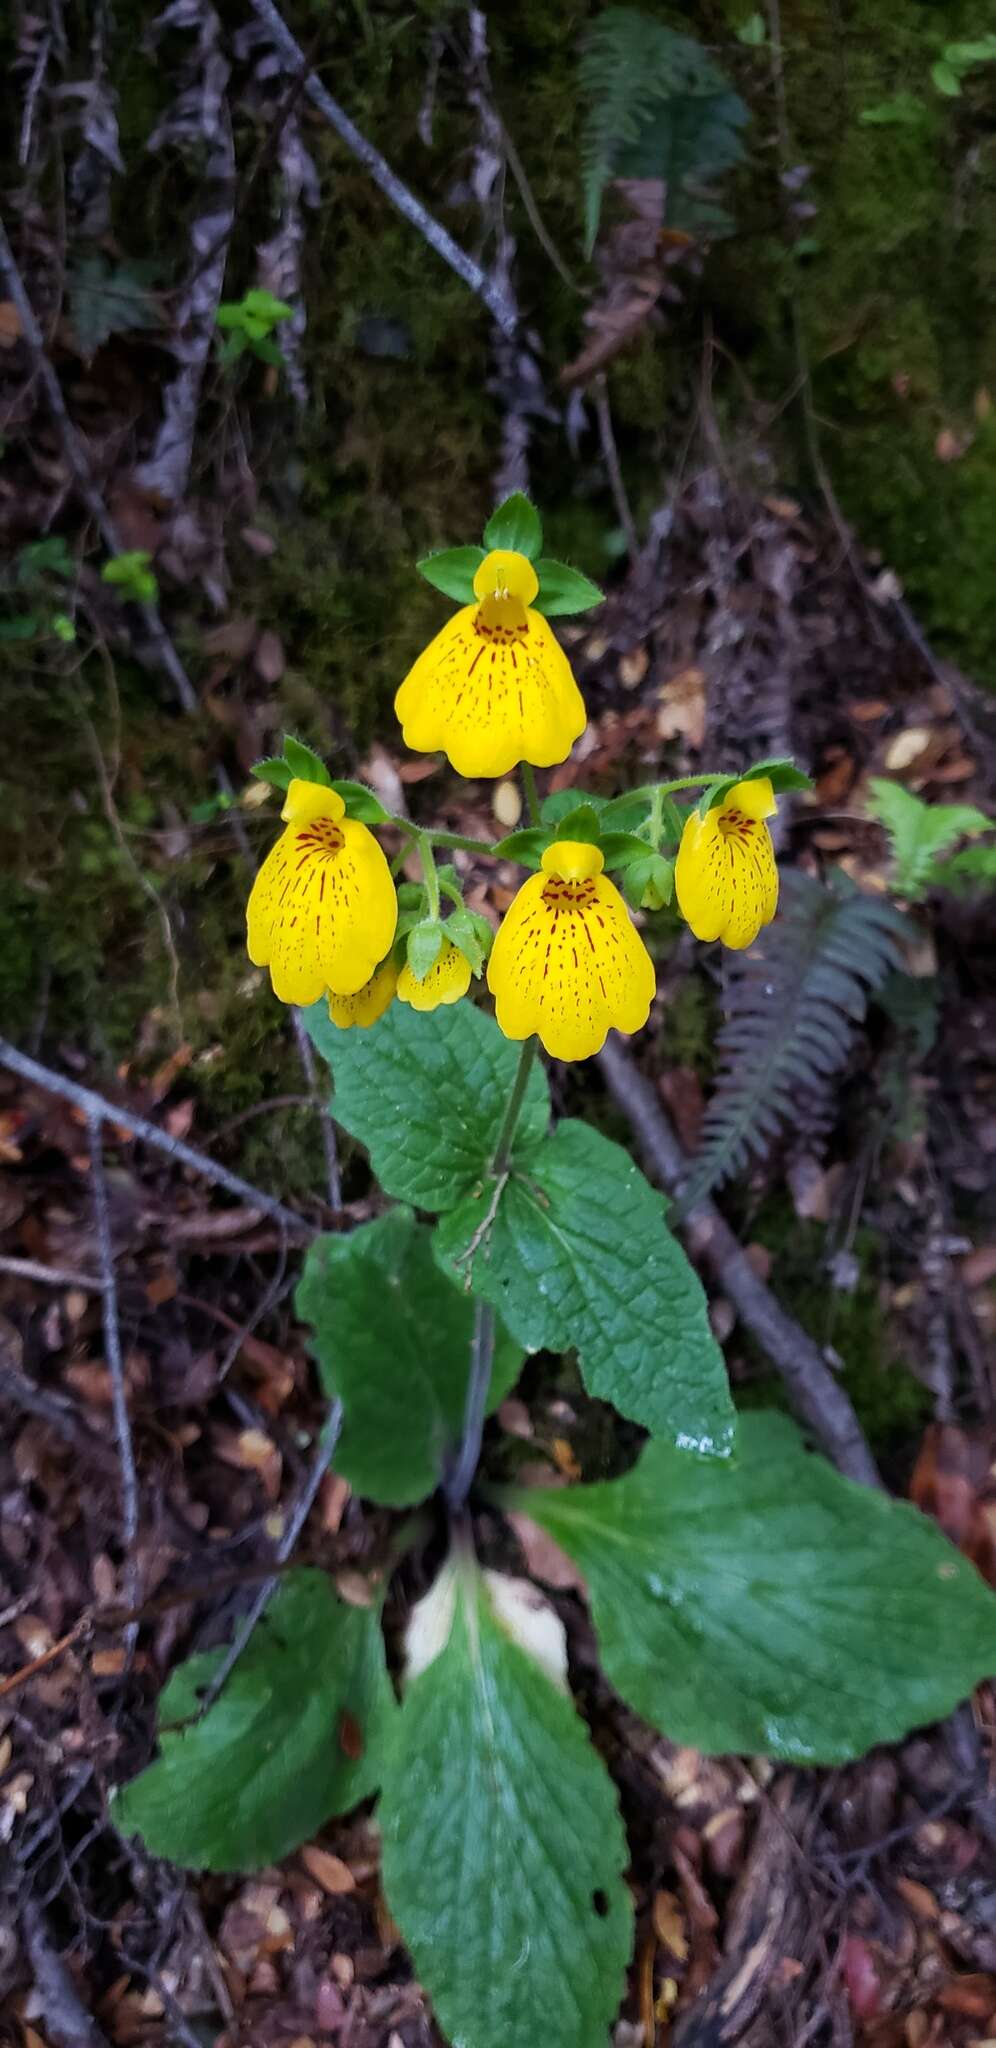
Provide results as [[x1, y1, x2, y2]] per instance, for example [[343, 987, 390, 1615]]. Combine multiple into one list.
[[487, 866, 655, 1062], [394, 603, 586, 779], [327, 958, 398, 1030], [472, 549, 539, 605], [397, 939, 473, 1012], [675, 801, 779, 951], [247, 806, 397, 1006], [282, 778, 346, 826]]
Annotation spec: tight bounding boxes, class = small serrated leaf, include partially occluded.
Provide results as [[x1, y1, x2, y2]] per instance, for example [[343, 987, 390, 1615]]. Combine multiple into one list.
[[553, 803, 603, 845], [283, 735, 331, 786], [330, 778, 390, 823], [483, 493, 543, 559], [408, 921, 445, 980], [492, 828, 552, 868], [253, 756, 293, 791]]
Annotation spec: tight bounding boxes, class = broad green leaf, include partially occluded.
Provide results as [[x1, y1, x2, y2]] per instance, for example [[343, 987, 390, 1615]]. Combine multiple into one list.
[[599, 830, 660, 871], [532, 558, 603, 616], [329, 778, 390, 823], [297, 1211, 522, 1506], [253, 755, 293, 791], [482, 492, 543, 559], [380, 1566, 632, 2048], [436, 1119, 735, 1456], [283, 735, 332, 786], [522, 1412, 996, 1764], [101, 551, 157, 603], [417, 545, 486, 602], [931, 58, 961, 94], [599, 785, 655, 832], [868, 777, 991, 898], [69, 255, 162, 360], [304, 999, 550, 1211], [443, 905, 487, 974], [491, 827, 553, 868], [407, 919, 445, 980], [113, 1571, 395, 1871], [540, 788, 608, 826]]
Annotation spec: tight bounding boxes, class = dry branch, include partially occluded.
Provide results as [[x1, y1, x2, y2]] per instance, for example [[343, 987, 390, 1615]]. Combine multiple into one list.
[[598, 1035, 882, 1488]]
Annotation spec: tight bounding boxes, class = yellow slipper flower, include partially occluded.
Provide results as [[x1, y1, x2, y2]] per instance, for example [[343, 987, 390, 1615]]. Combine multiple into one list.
[[487, 840, 656, 1062], [327, 957, 399, 1030], [397, 939, 473, 1013], [394, 549, 587, 779], [247, 780, 397, 1006], [675, 777, 779, 950]]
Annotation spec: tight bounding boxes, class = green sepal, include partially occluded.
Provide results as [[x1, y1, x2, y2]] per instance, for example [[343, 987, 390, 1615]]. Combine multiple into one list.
[[553, 803, 603, 845], [697, 757, 811, 818], [252, 755, 293, 792], [283, 735, 332, 787], [532, 558, 603, 616], [417, 546, 487, 603], [407, 920, 445, 980], [622, 852, 674, 910], [483, 493, 543, 560], [330, 778, 390, 823], [492, 827, 553, 869], [443, 907, 489, 975]]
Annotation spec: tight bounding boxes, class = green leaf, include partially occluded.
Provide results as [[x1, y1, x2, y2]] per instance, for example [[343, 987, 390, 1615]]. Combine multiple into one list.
[[931, 58, 961, 94], [697, 758, 810, 817], [68, 255, 162, 360], [407, 920, 445, 980], [100, 551, 158, 604], [867, 778, 991, 898], [859, 92, 927, 125], [443, 906, 487, 975], [599, 831, 660, 872], [622, 851, 674, 910], [540, 788, 608, 827], [283, 735, 332, 787], [944, 37, 996, 63], [297, 1211, 522, 1506], [482, 493, 543, 560], [436, 1119, 735, 1456], [492, 826, 553, 868], [380, 1566, 632, 2048], [252, 755, 293, 791], [532, 558, 604, 616], [251, 335, 285, 367], [736, 12, 766, 45], [51, 612, 76, 643], [598, 785, 656, 833], [522, 1411, 996, 1764], [16, 536, 74, 584], [930, 843, 996, 894], [417, 546, 487, 602], [113, 1570, 395, 1871], [0, 613, 38, 641], [328, 778, 390, 823], [553, 802, 604, 845], [304, 999, 550, 1212]]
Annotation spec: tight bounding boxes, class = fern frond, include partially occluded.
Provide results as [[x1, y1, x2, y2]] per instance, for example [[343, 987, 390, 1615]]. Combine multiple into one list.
[[579, 9, 748, 252], [681, 873, 911, 1206]]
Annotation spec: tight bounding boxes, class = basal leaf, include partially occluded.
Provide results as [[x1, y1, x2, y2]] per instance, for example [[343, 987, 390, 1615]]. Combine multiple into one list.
[[304, 1000, 550, 1212], [436, 1119, 735, 1456], [523, 1413, 996, 1763], [113, 1571, 395, 1871], [297, 1211, 523, 1506], [380, 1564, 632, 2048]]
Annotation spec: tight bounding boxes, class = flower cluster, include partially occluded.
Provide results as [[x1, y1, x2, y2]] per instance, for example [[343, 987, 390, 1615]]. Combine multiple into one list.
[[246, 497, 792, 1061]]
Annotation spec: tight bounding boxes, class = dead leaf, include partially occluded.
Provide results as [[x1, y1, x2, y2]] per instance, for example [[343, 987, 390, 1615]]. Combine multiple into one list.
[[508, 1510, 589, 1594], [0, 301, 23, 346], [884, 727, 932, 773], [652, 1889, 689, 1962], [300, 1845, 356, 1894]]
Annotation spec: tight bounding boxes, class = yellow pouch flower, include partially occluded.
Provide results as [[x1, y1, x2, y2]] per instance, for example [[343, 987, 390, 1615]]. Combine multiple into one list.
[[247, 780, 397, 1006], [327, 957, 398, 1030], [397, 939, 473, 1013], [487, 840, 655, 1062], [675, 777, 779, 951], [394, 549, 586, 779]]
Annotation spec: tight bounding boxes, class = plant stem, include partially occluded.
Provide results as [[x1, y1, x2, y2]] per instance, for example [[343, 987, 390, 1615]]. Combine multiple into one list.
[[491, 1035, 538, 1174], [418, 830, 441, 918], [445, 1299, 497, 1511], [446, 1035, 540, 1513], [521, 761, 541, 826], [429, 829, 497, 855], [655, 773, 720, 797]]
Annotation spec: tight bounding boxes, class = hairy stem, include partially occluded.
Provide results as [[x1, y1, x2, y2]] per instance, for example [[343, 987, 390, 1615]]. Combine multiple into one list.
[[521, 761, 541, 826], [418, 831, 441, 918], [491, 1035, 538, 1174]]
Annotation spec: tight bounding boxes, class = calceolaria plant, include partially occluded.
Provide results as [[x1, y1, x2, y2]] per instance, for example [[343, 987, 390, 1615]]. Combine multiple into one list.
[[115, 495, 996, 2048]]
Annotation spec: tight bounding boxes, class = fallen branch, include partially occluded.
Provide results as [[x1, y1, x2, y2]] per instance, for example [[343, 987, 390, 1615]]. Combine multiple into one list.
[[251, 0, 517, 335], [597, 1035, 882, 1488], [0, 1037, 308, 1236], [86, 1109, 140, 1653], [21, 1901, 112, 2048]]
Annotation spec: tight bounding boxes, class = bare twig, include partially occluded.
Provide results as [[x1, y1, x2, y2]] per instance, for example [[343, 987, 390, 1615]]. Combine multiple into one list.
[[292, 1008, 341, 1210], [250, 0, 516, 335], [193, 1396, 343, 1714], [0, 1036, 309, 1235], [21, 1900, 112, 2048], [86, 1111, 140, 1653], [597, 1036, 882, 1488], [593, 372, 638, 562], [0, 1253, 105, 1291]]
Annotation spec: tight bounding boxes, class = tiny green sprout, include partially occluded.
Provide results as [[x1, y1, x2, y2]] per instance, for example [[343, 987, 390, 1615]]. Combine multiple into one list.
[[216, 289, 294, 368], [101, 550, 158, 605]]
